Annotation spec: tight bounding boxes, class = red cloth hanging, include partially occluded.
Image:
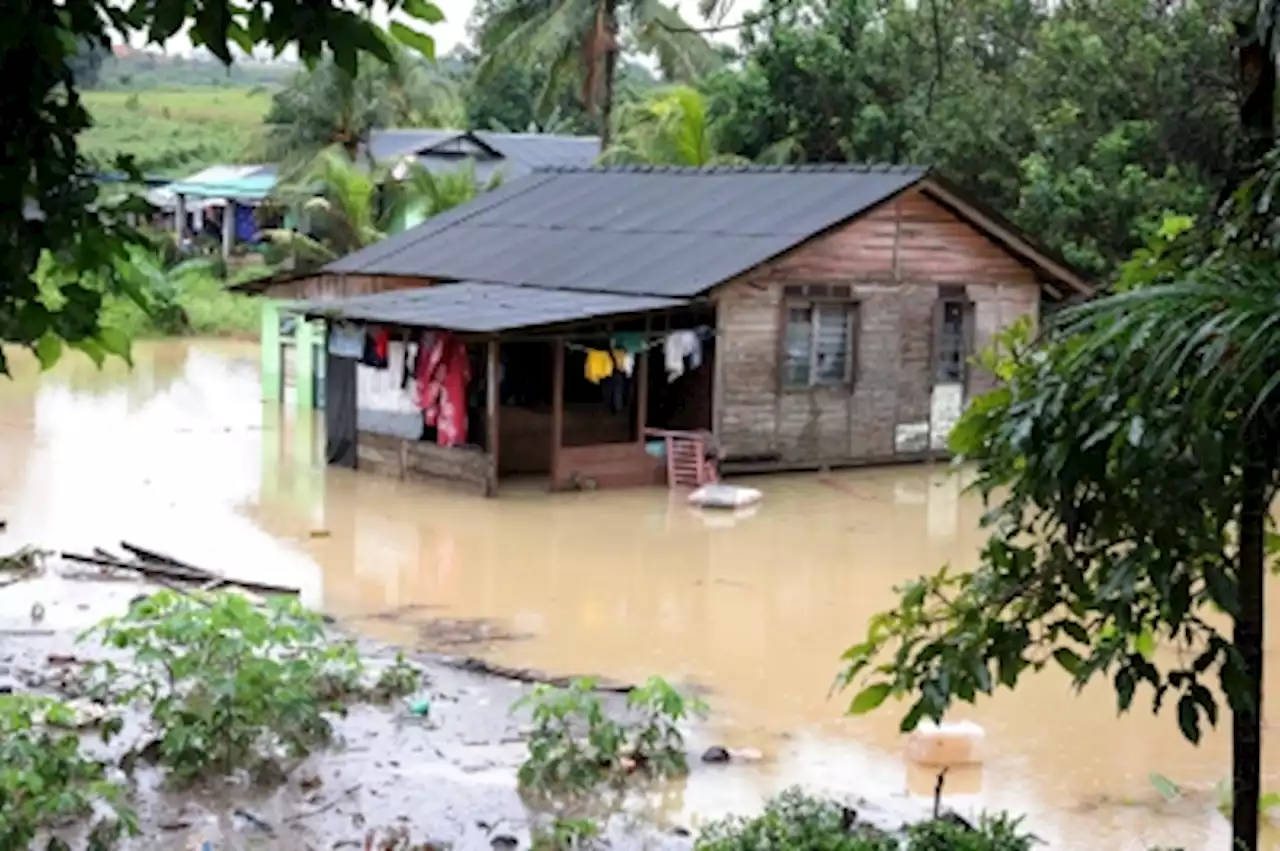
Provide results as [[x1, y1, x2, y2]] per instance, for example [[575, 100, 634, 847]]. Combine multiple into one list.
[[416, 332, 470, 447]]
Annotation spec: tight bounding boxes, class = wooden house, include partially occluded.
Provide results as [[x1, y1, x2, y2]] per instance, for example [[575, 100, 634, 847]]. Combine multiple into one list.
[[294, 164, 1091, 496]]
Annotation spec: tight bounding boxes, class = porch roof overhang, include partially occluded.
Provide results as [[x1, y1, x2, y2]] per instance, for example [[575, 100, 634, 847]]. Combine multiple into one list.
[[296, 281, 689, 333]]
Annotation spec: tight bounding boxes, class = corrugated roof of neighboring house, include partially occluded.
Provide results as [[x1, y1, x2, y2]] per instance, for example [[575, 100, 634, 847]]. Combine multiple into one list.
[[299, 280, 684, 332], [365, 129, 600, 181], [162, 163, 277, 202], [324, 164, 1092, 300]]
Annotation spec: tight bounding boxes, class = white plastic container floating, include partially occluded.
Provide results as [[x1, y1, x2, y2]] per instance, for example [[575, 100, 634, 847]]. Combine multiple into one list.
[[687, 484, 763, 509], [905, 720, 986, 767]]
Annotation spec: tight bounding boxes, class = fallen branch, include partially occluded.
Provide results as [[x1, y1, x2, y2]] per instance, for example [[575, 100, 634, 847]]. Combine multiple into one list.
[[284, 784, 362, 823], [60, 551, 299, 597], [438, 655, 635, 693]]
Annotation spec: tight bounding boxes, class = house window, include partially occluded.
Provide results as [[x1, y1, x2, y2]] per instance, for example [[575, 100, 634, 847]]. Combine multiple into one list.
[[784, 301, 857, 388], [935, 297, 971, 383]]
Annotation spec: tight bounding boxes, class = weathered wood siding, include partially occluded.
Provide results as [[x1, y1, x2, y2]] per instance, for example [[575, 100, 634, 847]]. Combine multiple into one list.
[[357, 430, 496, 496], [714, 187, 1041, 468], [265, 273, 431, 301]]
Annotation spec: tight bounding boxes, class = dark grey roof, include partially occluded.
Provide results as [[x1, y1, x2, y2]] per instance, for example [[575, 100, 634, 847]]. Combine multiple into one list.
[[471, 132, 602, 172], [298, 281, 686, 333], [365, 129, 600, 181], [325, 164, 928, 298]]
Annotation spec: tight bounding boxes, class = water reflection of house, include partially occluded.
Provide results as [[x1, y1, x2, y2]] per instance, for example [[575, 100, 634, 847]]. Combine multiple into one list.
[[255, 165, 1092, 496]]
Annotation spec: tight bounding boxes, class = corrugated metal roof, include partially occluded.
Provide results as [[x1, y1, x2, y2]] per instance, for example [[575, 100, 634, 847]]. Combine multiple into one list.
[[365, 129, 600, 180], [165, 163, 277, 201], [298, 280, 687, 332], [471, 132, 602, 172], [325, 164, 928, 297]]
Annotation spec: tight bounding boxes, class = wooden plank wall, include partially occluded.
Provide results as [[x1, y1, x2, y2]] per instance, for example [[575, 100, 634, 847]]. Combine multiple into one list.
[[356, 431, 496, 496], [264, 273, 432, 301], [715, 187, 1041, 468]]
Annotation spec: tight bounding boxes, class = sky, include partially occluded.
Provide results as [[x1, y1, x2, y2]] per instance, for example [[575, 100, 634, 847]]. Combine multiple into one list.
[[129, 0, 757, 60]]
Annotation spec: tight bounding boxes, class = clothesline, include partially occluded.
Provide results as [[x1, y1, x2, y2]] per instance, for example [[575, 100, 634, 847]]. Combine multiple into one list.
[[563, 325, 715, 354]]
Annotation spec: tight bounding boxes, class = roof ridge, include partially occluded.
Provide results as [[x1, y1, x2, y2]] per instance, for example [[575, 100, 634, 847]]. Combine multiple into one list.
[[532, 163, 929, 175]]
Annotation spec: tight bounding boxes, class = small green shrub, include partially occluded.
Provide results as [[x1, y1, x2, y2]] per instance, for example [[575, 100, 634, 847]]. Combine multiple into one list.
[[531, 817, 603, 850], [83, 590, 365, 784], [905, 813, 1036, 851], [696, 789, 1039, 851], [0, 695, 137, 849], [371, 652, 424, 702], [695, 788, 893, 851], [514, 676, 704, 794]]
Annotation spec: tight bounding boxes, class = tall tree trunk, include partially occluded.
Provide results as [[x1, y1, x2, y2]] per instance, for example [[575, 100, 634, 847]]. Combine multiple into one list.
[[1232, 24, 1275, 851], [599, 0, 619, 150], [1235, 445, 1267, 851]]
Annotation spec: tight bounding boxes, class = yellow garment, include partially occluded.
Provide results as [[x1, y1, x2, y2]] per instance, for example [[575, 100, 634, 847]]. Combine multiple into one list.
[[584, 349, 614, 384]]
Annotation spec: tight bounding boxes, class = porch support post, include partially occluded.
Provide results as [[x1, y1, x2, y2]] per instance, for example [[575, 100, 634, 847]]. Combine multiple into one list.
[[221, 200, 235, 260], [635, 317, 649, 444], [174, 193, 186, 243], [486, 338, 500, 497], [551, 337, 564, 488]]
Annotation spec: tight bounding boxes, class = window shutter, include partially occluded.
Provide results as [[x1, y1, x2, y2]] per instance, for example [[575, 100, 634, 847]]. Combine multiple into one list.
[[783, 305, 813, 386]]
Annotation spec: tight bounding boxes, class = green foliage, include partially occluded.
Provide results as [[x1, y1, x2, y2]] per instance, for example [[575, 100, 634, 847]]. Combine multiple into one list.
[[513, 676, 703, 794], [475, 0, 719, 141], [695, 789, 1036, 851], [81, 88, 272, 176], [260, 49, 463, 171], [531, 817, 603, 850], [0, 695, 137, 850], [707, 0, 1235, 277], [695, 788, 891, 851], [82, 590, 365, 784], [904, 815, 1034, 851], [1, 0, 441, 375], [371, 652, 425, 702], [267, 147, 498, 264], [602, 85, 746, 166]]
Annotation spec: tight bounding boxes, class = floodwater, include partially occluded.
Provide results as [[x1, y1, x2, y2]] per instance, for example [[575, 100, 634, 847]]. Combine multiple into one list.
[[2, 338, 1279, 850]]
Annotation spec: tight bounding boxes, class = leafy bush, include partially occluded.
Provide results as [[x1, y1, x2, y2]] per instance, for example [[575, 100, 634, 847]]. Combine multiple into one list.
[[531, 817, 603, 850], [695, 788, 893, 851], [0, 695, 136, 849], [514, 676, 704, 794], [83, 590, 365, 783], [695, 788, 1038, 851], [905, 813, 1036, 851]]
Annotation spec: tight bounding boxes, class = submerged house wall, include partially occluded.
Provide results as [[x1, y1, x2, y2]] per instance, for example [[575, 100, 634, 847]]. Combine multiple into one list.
[[713, 187, 1041, 470]]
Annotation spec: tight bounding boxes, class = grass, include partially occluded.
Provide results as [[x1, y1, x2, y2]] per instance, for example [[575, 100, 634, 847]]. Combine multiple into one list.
[[82, 87, 273, 176], [102, 263, 265, 340]]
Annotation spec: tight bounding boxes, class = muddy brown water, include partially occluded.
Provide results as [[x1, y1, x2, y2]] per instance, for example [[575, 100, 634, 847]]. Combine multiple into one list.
[[2, 339, 1279, 850]]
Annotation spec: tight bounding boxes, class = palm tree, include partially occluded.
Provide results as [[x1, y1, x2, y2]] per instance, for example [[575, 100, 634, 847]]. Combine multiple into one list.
[[258, 50, 465, 177], [265, 147, 501, 264], [600, 85, 747, 165], [476, 0, 722, 147]]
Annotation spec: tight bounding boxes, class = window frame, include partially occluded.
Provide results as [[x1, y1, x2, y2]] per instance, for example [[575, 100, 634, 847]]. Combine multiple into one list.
[[779, 291, 860, 392], [933, 286, 974, 385]]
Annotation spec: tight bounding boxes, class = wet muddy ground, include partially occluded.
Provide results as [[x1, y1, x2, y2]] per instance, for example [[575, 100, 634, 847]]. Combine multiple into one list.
[[3, 340, 1280, 849], [0, 567, 924, 850]]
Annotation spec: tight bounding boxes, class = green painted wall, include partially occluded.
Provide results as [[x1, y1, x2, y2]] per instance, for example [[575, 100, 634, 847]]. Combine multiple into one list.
[[260, 301, 282, 402], [295, 318, 318, 410]]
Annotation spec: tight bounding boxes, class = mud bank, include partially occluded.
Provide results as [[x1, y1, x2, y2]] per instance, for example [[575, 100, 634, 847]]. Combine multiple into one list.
[[0, 571, 927, 851]]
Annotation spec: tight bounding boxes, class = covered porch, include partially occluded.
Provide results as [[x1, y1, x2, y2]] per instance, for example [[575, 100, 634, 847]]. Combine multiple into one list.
[[301, 282, 717, 497]]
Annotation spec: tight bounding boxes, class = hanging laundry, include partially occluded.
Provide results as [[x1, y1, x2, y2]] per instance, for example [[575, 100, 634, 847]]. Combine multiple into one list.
[[328, 323, 364, 358], [664, 331, 703, 381], [611, 332, 647, 354], [416, 331, 471, 447], [362, 326, 390, 368], [584, 349, 614, 384], [386, 340, 406, 389], [611, 349, 634, 377]]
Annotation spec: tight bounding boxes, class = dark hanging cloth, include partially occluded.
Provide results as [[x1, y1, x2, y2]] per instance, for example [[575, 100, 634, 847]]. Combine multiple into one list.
[[325, 351, 358, 468], [361, 327, 389, 368]]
